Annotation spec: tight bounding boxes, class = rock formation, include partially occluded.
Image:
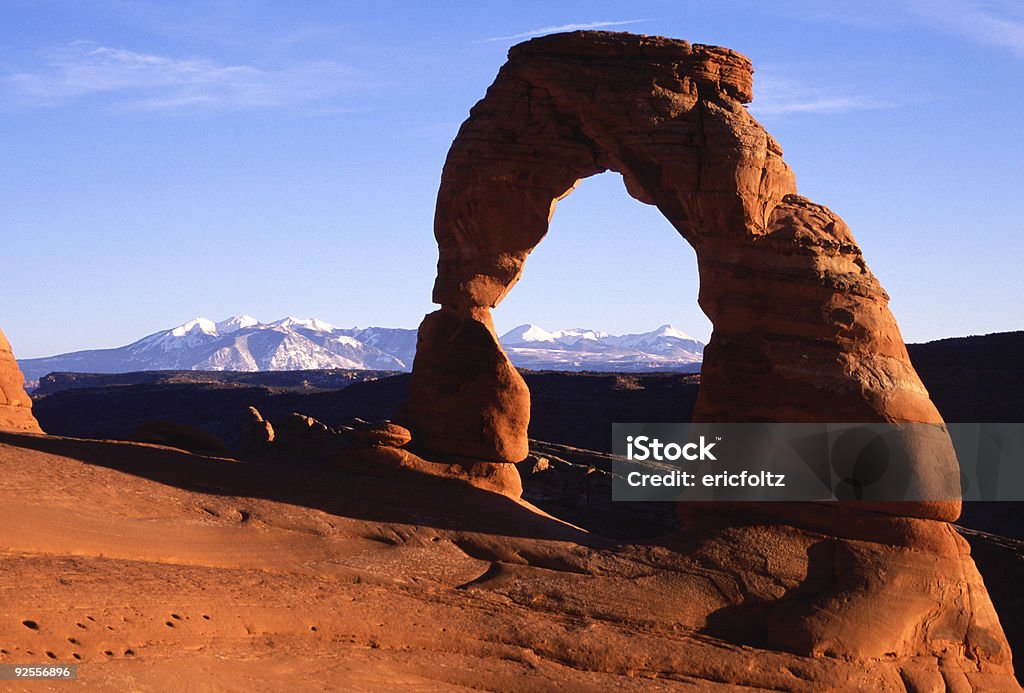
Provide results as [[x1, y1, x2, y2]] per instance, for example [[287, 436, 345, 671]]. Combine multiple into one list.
[[406, 31, 1017, 684], [354, 422, 412, 448], [240, 406, 275, 454], [406, 31, 959, 517], [408, 30, 946, 477], [0, 329, 42, 433]]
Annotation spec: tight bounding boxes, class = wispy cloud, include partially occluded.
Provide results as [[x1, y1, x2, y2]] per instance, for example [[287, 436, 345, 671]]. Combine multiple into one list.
[[904, 0, 1024, 57], [750, 76, 884, 116], [767, 0, 1024, 59], [6, 42, 358, 111], [482, 19, 652, 43]]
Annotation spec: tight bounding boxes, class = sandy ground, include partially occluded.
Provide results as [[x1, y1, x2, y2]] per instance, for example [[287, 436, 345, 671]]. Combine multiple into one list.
[[0, 433, 1012, 691]]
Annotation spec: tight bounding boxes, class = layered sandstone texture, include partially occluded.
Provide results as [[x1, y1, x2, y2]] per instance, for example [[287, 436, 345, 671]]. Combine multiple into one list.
[[0, 329, 42, 433], [407, 31, 957, 518]]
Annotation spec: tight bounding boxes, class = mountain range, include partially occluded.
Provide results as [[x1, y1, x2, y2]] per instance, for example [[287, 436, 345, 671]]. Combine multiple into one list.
[[500, 323, 703, 371], [17, 316, 704, 382]]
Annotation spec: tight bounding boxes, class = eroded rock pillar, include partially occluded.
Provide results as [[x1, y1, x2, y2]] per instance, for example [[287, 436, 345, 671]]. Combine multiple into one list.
[[0, 329, 43, 433], [409, 307, 530, 463]]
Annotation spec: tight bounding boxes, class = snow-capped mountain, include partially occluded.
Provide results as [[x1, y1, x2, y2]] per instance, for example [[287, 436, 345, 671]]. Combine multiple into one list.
[[499, 324, 703, 372], [18, 317, 418, 381], [17, 317, 704, 382]]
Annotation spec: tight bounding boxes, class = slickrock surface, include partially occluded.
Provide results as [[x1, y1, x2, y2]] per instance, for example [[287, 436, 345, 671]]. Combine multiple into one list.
[[0, 433, 1017, 691], [0, 329, 42, 433]]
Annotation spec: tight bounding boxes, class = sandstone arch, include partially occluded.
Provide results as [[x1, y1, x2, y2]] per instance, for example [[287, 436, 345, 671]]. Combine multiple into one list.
[[0, 329, 42, 433], [407, 31, 957, 521], [402, 34, 1022, 676]]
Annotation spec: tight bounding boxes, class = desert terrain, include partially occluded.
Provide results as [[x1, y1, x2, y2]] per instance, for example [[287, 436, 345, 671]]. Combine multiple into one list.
[[0, 331, 1020, 690], [2, 29, 1021, 691], [0, 429, 1013, 691]]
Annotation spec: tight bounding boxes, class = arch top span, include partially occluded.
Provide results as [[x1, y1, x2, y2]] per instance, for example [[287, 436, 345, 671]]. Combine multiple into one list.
[[431, 31, 794, 312], [507, 31, 755, 103], [408, 31, 956, 522]]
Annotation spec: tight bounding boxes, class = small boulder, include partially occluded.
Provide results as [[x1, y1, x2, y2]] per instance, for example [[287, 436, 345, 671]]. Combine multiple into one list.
[[354, 422, 412, 448], [516, 454, 549, 477]]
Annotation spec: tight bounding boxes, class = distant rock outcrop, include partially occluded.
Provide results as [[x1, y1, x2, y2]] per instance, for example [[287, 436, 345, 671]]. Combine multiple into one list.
[[0, 329, 42, 433], [236, 410, 413, 465], [239, 406, 275, 454]]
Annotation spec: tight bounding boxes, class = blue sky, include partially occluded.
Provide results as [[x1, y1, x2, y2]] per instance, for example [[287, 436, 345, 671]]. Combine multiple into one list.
[[2, 1, 1022, 358]]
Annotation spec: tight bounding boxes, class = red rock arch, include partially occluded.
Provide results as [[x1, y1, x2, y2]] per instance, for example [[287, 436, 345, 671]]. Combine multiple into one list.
[[407, 31, 953, 520]]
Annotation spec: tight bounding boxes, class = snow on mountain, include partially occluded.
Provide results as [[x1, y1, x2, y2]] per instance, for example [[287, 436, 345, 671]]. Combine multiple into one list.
[[16, 317, 705, 381], [17, 317, 416, 381], [499, 323, 703, 372], [170, 317, 218, 338], [269, 317, 337, 332], [339, 327, 419, 368], [215, 315, 259, 334], [602, 324, 705, 355], [502, 324, 614, 346], [502, 324, 557, 344], [608, 324, 698, 345], [550, 328, 610, 345], [290, 328, 411, 371]]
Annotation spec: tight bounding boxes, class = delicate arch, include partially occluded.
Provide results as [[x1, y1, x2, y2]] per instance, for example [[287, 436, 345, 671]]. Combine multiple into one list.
[[407, 31, 953, 520]]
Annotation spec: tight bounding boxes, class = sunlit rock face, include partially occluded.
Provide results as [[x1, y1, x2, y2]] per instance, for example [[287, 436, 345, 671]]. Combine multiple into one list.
[[405, 32, 1018, 685], [0, 329, 42, 433], [409, 31, 946, 493]]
